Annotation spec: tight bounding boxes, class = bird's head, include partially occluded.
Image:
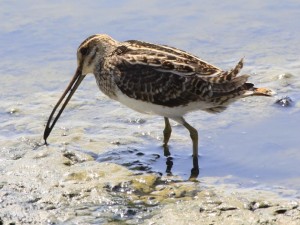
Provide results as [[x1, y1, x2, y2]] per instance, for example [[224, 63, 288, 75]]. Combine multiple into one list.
[[43, 34, 118, 143], [77, 34, 118, 75]]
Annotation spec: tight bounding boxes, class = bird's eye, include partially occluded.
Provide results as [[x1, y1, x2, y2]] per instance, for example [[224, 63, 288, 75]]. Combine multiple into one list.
[[80, 47, 89, 55]]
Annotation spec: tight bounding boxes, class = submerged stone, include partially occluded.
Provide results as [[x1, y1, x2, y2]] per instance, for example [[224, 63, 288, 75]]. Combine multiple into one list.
[[275, 96, 293, 107]]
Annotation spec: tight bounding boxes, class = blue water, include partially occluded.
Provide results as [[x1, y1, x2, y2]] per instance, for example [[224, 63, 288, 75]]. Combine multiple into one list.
[[1, 0, 300, 195]]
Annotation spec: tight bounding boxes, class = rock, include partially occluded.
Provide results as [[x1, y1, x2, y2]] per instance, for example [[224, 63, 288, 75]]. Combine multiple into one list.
[[273, 208, 287, 215], [275, 96, 293, 107], [218, 204, 237, 211], [246, 200, 272, 211]]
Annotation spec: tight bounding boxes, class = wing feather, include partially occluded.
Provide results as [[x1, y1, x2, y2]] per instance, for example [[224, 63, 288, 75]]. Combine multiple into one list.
[[120, 40, 222, 77], [108, 40, 250, 107], [112, 62, 211, 107]]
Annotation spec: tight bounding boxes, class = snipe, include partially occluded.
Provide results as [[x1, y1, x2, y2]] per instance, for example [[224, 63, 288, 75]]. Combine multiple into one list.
[[44, 34, 273, 177]]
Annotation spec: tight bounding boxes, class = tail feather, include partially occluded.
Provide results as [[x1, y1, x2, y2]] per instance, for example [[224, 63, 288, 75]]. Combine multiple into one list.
[[220, 57, 244, 81], [212, 74, 249, 93], [206, 58, 244, 83], [205, 58, 275, 99], [246, 86, 275, 96]]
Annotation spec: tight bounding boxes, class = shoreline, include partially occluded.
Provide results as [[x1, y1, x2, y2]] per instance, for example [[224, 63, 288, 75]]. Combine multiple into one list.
[[1, 144, 299, 224]]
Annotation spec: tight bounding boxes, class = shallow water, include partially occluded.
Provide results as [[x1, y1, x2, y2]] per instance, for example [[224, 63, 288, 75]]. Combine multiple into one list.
[[1, 0, 300, 223]]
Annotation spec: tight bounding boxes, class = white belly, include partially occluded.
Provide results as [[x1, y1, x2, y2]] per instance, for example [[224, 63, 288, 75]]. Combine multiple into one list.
[[114, 89, 215, 118]]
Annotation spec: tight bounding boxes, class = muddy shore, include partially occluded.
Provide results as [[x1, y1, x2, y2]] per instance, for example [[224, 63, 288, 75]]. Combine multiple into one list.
[[1, 141, 299, 224]]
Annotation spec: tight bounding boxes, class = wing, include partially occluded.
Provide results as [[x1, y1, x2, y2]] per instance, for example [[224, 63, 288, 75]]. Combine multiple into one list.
[[109, 40, 249, 107], [112, 62, 213, 107], [117, 40, 222, 77], [112, 40, 245, 82]]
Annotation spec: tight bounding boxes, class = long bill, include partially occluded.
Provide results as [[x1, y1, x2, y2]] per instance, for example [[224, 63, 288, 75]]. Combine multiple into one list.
[[43, 67, 85, 144]]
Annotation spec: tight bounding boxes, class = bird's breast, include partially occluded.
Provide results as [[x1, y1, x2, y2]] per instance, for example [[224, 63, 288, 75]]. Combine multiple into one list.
[[94, 72, 118, 99]]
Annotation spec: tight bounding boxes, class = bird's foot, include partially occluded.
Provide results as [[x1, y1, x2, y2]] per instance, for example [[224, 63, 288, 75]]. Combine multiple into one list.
[[189, 156, 199, 180]]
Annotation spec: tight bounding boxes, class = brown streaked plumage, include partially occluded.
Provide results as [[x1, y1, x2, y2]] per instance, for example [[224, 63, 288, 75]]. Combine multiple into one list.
[[44, 34, 273, 177]]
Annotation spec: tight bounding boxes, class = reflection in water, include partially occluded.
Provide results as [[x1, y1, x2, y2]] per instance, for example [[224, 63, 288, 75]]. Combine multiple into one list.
[[95, 144, 200, 180]]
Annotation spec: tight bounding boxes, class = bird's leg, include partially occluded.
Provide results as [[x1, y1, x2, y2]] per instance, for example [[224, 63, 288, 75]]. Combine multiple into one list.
[[163, 117, 172, 145], [181, 117, 199, 177], [163, 117, 172, 156], [182, 118, 198, 157], [162, 117, 173, 174]]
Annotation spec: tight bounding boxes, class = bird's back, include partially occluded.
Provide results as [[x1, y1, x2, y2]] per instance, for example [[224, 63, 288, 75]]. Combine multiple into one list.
[[94, 38, 272, 115]]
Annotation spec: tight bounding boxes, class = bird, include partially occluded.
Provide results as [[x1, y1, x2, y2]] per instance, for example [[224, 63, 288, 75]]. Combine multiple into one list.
[[43, 34, 273, 177]]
